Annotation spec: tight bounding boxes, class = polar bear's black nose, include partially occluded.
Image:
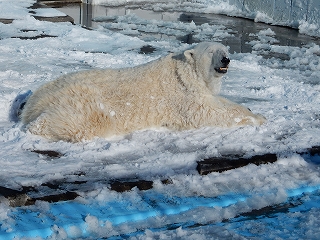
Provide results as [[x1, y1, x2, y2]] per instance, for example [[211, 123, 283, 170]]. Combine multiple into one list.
[[221, 57, 230, 66]]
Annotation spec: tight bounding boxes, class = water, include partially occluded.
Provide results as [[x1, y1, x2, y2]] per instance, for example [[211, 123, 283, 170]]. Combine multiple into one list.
[[55, 3, 320, 54]]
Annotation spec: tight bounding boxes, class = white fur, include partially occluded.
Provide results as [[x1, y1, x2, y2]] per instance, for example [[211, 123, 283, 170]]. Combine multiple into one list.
[[21, 42, 266, 142]]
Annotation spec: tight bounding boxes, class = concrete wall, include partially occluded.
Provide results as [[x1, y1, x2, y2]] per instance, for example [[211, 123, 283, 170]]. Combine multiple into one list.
[[218, 0, 320, 37]]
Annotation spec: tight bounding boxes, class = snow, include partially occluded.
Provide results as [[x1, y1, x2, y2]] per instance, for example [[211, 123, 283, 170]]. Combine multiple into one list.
[[0, 0, 34, 19], [0, 0, 320, 239], [32, 8, 67, 18]]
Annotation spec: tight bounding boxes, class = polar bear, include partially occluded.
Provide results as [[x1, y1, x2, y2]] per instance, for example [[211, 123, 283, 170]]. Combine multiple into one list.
[[21, 42, 265, 142]]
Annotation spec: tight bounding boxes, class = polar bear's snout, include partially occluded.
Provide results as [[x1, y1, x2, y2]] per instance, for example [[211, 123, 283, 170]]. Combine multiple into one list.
[[215, 57, 230, 74]]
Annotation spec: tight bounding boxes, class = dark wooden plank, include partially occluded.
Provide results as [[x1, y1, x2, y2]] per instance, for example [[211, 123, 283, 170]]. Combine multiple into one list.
[[0, 186, 30, 207], [197, 154, 278, 175], [33, 15, 74, 24], [110, 180, 153, 193], [0, 18, 14, 24], [0, 185, 79, 207], [11, 34, 58, 40], [25, 192, 79, 206], [31, 149, 63, 158]]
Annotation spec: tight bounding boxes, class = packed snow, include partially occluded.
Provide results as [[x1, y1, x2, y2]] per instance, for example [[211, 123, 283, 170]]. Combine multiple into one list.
[[1, 0, 320, 239]]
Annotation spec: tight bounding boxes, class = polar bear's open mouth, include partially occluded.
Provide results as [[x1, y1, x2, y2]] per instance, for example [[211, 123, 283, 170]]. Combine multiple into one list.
[[215, 67, 228, 74]]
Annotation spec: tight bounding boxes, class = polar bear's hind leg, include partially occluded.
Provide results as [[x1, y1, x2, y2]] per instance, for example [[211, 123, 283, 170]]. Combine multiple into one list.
[[27, 110, 113, 142], [9, 90, 32, 122]]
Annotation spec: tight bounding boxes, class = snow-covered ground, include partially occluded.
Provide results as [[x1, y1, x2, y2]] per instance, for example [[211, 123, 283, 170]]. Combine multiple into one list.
[[1, 0, 320, 239]]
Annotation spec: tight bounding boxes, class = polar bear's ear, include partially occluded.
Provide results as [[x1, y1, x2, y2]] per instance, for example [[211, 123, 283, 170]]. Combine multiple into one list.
[[184, 49, 195, 62]]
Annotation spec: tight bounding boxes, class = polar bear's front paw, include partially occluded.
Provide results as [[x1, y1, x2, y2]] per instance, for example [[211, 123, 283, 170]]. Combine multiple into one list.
[[249, 114, 267, 126], [254, 113, 267, 125], [235, 114, 266, 126]]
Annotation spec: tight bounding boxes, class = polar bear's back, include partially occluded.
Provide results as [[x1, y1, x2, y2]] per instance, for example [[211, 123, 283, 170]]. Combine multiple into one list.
[[22, 59, 167, 125]]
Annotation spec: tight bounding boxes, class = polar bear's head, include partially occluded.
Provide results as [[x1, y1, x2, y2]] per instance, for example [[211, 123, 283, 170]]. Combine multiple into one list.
[[184, 42, 230, 94]]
